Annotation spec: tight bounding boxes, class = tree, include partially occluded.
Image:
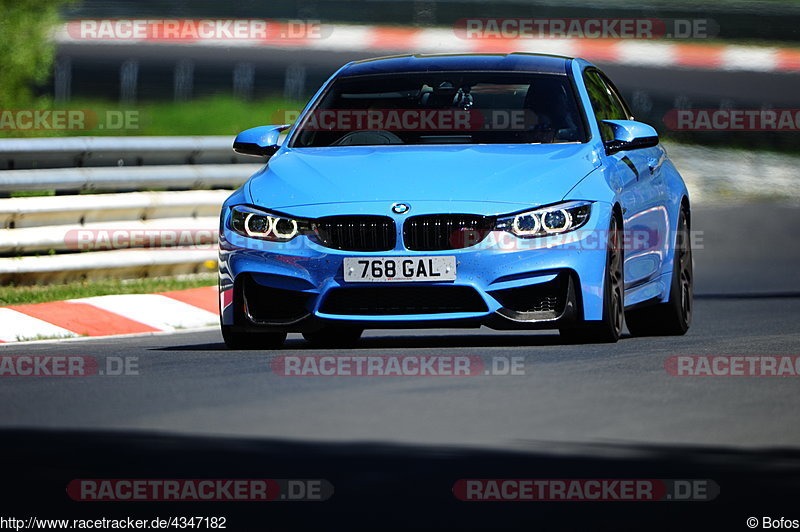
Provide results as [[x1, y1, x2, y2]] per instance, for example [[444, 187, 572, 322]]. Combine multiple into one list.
[[0, 0, 73, 108]]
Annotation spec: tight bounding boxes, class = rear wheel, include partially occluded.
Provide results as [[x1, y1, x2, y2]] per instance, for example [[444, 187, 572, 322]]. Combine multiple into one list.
[[560, 215, 624, 344], [625, 208, 693, 336], [303, 327, 363, 348]]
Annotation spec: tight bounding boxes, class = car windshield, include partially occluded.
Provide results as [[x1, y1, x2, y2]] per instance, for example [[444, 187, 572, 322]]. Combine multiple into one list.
[[290, 72, 588, 147]]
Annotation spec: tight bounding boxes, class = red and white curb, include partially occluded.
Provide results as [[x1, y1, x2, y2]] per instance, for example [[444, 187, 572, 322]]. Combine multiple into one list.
[[56, 22, 800, 73], [0, 286, 218, 343]]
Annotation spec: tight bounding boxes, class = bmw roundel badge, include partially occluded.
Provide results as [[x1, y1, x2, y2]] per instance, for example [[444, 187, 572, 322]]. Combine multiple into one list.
[[392, 203, 410, 214]]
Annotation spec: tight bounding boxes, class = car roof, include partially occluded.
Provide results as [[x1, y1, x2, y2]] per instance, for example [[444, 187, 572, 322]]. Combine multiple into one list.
[[339, 53, 573, 77]]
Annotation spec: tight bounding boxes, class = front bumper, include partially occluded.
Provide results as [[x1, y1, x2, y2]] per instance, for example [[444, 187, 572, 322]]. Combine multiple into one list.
[[219, 202, 613, 332]]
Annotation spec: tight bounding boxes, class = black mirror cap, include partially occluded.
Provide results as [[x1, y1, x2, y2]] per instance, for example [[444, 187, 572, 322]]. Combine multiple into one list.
[[232, 142, 280, 158], [605, 135, 659, 155]]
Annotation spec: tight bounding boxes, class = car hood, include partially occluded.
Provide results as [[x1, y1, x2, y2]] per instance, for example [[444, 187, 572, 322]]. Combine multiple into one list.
[[247, 144, 600, 216]]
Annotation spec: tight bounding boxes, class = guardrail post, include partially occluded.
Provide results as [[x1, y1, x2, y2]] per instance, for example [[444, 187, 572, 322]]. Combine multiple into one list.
[[174, 60, 195, 102], [54, 57, 72, 103], [233, 63, 255, 101], [120, 59, 139, 105], [284, 64, 306, 101]]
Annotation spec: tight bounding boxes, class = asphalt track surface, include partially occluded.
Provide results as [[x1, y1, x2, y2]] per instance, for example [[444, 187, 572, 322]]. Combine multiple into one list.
[[2, 204, 799, 530]]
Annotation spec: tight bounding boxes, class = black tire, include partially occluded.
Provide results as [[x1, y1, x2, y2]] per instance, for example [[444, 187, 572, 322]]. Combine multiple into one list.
[[221, 325, 286, 349], [219, 277, 287, 349], [625, 208, 693, 336], [560, 214, 624, 344], [303, 327, 363, 348]]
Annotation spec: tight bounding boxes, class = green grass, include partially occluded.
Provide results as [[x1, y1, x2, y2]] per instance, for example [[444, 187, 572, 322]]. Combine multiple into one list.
[[2, 92, 799, 155], [9, 190, 55, 197], [0, 274, 216, 306], [0, 94, 304, 138]]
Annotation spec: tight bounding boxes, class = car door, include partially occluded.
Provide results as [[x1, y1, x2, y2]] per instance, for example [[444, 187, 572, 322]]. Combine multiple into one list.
[[583, 69, 669, 288]]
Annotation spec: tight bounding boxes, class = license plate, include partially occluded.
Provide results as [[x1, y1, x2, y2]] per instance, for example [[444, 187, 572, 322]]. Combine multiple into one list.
[[344, 257, 456, 282]]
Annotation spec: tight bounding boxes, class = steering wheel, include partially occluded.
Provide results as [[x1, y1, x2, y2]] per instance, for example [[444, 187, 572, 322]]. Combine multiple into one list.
[[330, 130, 404, 146]]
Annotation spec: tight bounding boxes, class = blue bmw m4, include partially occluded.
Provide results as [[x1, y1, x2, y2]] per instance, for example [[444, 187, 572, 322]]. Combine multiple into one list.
[[219, 53, 693, 348]]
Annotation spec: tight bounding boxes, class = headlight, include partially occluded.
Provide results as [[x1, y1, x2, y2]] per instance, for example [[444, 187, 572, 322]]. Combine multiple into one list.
[[229, 205, 309, 242], [496, 201, 592, 238]]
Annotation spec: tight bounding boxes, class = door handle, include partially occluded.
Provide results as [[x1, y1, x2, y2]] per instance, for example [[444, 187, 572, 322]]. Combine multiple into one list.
[[647, 157, 658, 174]]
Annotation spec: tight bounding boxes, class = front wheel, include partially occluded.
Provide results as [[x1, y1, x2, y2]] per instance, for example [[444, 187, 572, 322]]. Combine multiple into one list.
[[560, 215, 624, 344], [625, 208, 693, 336]]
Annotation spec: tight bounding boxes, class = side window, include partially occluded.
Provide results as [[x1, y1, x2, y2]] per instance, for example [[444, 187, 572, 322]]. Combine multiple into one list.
[[582, 70, 629, 142], [598, 72, 633, 121]]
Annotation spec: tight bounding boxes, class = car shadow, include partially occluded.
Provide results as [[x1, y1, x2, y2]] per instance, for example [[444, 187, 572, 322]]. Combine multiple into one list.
[[152, 332, 634, 351], [2, 428, 798, 530]]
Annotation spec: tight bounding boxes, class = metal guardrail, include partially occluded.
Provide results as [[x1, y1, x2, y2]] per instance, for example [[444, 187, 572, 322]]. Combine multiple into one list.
[[0, 136, 259, 284], [0, 136, 255, 170], [0, 164, 261, 192], [0, 190, 232, 228], [0, 248, 219, 285]]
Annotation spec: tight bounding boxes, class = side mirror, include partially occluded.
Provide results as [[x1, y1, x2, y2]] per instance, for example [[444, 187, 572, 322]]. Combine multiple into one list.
[[602, 120, 659, 154], [233, 125, 291, 157]]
